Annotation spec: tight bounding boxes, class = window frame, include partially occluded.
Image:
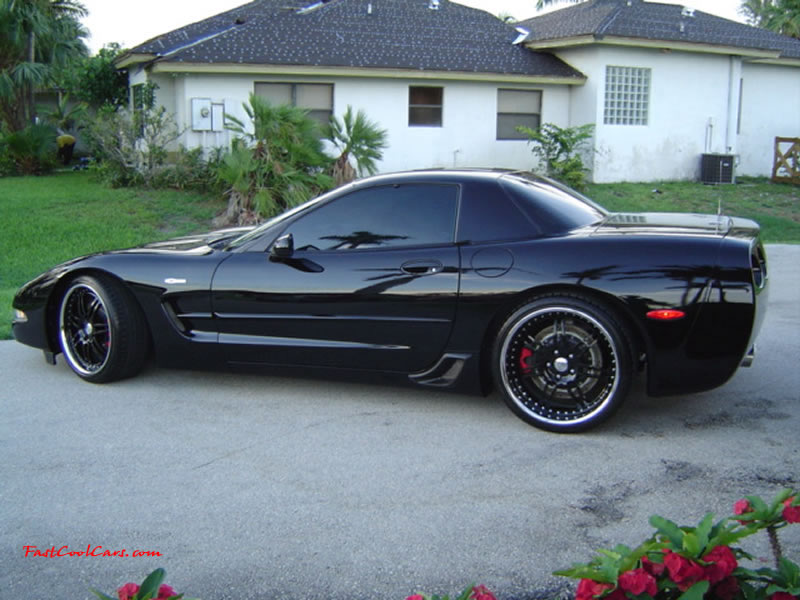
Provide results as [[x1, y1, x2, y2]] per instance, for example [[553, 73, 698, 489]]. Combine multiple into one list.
[[603, 65, 651, 126], [496, 88, 542, 140], [408, 86, 444, 128], [253, 81, 334, 126]]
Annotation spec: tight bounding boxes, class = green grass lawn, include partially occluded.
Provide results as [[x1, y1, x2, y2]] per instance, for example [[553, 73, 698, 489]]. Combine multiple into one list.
[[1, 172, 798, 341], [1, 171, 224, 340]]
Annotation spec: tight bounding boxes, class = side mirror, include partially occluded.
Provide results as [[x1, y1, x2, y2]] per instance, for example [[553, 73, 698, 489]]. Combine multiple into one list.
[[270, 233, 294, 259]]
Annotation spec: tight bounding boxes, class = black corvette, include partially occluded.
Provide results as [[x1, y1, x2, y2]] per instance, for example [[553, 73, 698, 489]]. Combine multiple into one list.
[[12, 170, 768, 432]]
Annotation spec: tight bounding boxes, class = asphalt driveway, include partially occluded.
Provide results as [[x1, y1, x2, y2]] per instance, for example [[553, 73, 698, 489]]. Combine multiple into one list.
[[1, 245, 798, 600]]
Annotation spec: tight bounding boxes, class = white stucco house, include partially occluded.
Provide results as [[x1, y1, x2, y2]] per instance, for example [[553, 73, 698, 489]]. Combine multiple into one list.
[[116, 0, 800, 183]]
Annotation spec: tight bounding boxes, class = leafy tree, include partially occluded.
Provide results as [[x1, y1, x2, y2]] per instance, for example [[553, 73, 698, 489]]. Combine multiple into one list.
[[740, 0, 800, 38], [517, 122, 594, 190], [325, 105, 388, 185], [57, 42, 129, 109], [0, 0, 88, 131], [218, 94, 333, 224]]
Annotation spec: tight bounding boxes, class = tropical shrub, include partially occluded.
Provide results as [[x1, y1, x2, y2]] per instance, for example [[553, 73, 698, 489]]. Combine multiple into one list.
[[91, 567, 193, 600], [217, 94, 333, 224], [57, 42, 129, 110], [517, 122, 594, 190], [0, 122, 57, 175], [556, 489, 800, 600], [325, 105, 388, 185], [82, 103, 183, 188]]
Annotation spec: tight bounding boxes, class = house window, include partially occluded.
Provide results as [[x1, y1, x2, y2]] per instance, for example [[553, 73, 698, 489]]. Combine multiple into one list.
[[254, 82, 333, 126], [497, 89, 542, 140], [604, 66, 650, 126], [409, 86, 443, 127]]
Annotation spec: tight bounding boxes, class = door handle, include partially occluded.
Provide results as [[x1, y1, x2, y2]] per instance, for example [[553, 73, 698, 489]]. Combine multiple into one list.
[[401, 259, 443, 275]]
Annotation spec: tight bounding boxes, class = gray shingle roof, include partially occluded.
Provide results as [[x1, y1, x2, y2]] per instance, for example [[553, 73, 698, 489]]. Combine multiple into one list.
[[125, 0, 584, 79], [517, 0, 800, 59]]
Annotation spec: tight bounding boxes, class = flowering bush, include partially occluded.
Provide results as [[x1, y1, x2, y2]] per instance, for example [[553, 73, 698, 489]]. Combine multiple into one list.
[[406, 583, 497, 600], [91, 568, 194, 600], [556, 489, 800, 600]]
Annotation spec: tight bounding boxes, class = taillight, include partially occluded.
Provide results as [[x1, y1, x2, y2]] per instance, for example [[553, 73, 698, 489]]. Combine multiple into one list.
[[646, 309, 686, 321]]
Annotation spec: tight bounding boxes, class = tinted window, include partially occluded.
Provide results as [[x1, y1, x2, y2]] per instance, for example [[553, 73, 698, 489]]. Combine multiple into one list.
[[457, 180, 538, 243], [499, 174, 606, 234], [287, 184, 458, 251]]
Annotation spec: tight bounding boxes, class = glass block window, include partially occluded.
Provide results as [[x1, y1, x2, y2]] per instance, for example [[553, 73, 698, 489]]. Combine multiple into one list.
[[409, 86, 443, 127], [604, 66, 650, 126], [254, 82, 333, 126], [497, 89, 542, 140]]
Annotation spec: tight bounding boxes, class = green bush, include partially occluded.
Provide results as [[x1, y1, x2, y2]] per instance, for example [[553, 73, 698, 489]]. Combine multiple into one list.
[[518, 122, 594, 190], [0, 123, 58, 175]]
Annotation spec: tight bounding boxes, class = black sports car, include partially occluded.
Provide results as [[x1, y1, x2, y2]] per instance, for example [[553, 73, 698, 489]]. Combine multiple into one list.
[[12, 170, 768, 432]]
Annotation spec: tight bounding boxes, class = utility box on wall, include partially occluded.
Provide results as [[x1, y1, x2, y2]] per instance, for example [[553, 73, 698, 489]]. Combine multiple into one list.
[[700, 153, 735, 184]]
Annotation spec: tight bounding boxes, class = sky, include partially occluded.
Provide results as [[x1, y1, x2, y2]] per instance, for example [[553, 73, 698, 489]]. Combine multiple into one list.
[[79, 0, 748, 54]]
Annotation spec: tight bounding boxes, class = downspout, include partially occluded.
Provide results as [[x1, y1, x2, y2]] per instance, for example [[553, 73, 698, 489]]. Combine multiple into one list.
[[725, 56, 742, 155]]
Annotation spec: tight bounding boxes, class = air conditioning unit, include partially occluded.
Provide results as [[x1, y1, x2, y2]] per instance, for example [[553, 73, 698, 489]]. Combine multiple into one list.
[[700, 153, 735, 184]]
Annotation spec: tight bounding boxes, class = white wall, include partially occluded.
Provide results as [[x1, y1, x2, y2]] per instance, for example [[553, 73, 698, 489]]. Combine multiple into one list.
[[142, 70, 572, 172], [557, 46, 745, 183], [737, 62, 800, 177]]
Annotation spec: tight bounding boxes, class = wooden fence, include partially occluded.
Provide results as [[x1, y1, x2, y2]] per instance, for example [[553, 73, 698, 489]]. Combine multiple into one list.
[[772, 137, 800, 185]]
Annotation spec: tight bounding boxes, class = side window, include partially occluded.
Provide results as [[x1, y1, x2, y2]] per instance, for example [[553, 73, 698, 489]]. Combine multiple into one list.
[[287, 184, 458, 251], [457, 180, 538, 242]]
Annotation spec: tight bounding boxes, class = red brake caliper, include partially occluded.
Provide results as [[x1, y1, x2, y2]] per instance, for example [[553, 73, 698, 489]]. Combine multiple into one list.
[[519, 347, 532, 374]]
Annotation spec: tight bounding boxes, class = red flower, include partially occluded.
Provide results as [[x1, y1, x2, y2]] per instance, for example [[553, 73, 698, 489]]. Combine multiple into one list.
[[117, 583, 140, 600], [664, 551, 706, 591], [711, 576, 740, 600], [642, 555, 666, 577], [703, 546, 738, 584], [405, 596, 425, 600], [618, 568, 658, 596], [576, 579, 614, 600], [782, 497, 800, 524], [470, 584, 497, 600], [157, 584, 177, 599], [768, 593, 796, 600], [734, 499, 754, 524]]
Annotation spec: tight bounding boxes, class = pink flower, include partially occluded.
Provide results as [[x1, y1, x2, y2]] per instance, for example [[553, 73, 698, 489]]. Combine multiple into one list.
[[664, 551, 706, 591], [782, 497, 800, 524], [711, 576, 740, 600], [117, 583, 140, 600], [703, 546, 738, 584], [406, 595, 425, 600], [157, 584, 177, 599], [734, 499, 754, 524], [576, 579, 614, 600], [768, 593, 796, 600], [470, 584, 497, 600], [618, 568, 658, 596]]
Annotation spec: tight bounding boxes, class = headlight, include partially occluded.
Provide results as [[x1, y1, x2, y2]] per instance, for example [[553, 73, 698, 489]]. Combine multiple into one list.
[[13, 309, 27, 323]]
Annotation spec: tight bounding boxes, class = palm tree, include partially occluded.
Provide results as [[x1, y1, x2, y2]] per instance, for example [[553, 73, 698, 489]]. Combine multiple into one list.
[[0, 0, 88, 131], [325, 105, 388, 185], [740, 0, 800, 38]]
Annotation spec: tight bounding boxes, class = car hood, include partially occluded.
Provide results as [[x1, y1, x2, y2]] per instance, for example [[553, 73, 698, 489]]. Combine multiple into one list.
[[594, 212, 760, 238], [118, 226, 256, 254]]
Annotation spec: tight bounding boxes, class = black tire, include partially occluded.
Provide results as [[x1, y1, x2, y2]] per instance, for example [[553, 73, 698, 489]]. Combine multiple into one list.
[[493, 294, 634, 432], [57, 274, 149, 383]]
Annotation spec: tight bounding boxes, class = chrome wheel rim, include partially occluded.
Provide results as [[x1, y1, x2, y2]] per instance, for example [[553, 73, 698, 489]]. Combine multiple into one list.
[[59, 283, 111, 376], [500, 306, 619, 426]]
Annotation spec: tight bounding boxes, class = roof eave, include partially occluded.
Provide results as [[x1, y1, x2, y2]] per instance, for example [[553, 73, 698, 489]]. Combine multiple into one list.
[[115, 53, 158, 69], [525, 35, 783, 59], [148, 61, 587, 85]]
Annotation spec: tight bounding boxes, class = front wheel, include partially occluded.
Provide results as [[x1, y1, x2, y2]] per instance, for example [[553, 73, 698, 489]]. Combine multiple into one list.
[[58, 274, 149, 383], [493, 294, 634, 432]]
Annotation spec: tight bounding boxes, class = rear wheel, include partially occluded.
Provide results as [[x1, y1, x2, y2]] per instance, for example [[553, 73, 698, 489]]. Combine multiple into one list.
[[58, 274, 149, 383], [493, 294, 634, 432]]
